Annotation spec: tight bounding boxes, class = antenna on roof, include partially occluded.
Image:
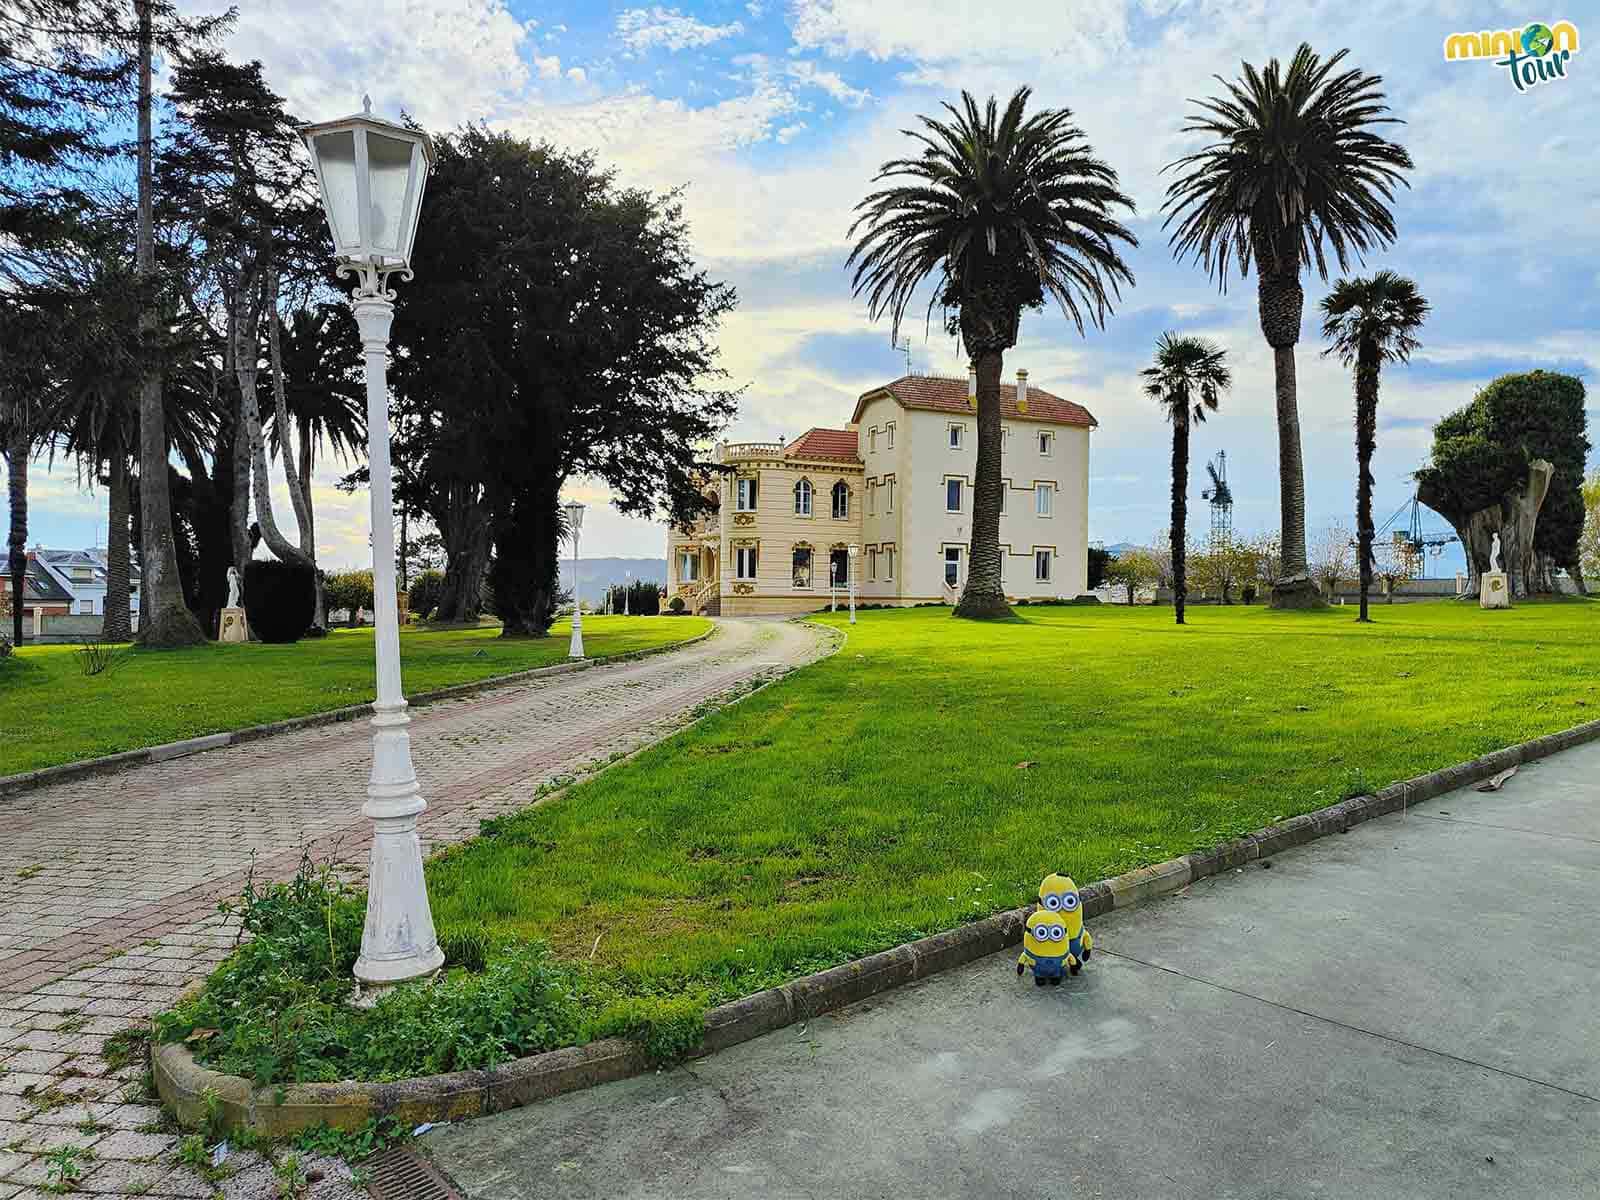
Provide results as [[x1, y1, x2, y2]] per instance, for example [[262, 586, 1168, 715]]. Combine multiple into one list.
[[896, 336, 912, 376]]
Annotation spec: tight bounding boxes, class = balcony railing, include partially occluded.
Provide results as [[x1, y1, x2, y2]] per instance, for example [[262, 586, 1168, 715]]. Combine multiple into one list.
[[717, 440, 786, 463]]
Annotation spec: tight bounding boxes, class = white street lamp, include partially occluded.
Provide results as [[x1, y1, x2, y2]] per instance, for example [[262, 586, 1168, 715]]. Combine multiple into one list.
[[300, 98, 441, 989], [624, 569, 631, 617], [848, 543, 859, 625], [564, 500, 585, 658], [829, 560, 837, 613]]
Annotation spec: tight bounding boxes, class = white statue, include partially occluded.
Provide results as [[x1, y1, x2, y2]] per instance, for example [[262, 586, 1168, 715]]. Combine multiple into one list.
[[226, 566, 243, 609], [1489, 532, 1503, 574]]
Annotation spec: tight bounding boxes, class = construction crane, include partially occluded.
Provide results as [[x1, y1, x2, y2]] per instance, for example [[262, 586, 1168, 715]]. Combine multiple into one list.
[[1200, 450, 1233, 542], [1376, 494, 1458, 576]]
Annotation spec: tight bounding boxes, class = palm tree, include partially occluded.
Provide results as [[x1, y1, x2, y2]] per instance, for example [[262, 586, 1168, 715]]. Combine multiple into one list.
[[265, 302, 365, 628], [1319, 271, 1428, 622], [1162, 44, 1412, 610], [849, 87, 1136, 619], [1142, 334, 1231, 625]]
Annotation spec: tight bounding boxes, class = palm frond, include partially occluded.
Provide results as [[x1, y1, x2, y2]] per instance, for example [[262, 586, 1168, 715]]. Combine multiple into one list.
[[1318, 270, 1429, 366], [847, 86, 1137, 351], [1161, 42, 1412, 292]]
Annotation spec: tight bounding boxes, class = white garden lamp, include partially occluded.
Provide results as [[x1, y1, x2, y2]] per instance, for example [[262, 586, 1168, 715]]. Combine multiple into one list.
[[848, 543, 859, 625], [300, 98, 442, 989], [829, 560, 837, 612], [624, 569, 631, 617], [564, 500, 585, 658]]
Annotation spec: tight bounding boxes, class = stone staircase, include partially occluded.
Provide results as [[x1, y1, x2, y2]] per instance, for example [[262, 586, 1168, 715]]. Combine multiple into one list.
[[700, 590, 721, 616]]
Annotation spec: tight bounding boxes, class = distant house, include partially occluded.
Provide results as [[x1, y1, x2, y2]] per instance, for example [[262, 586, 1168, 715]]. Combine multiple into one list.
[[34, 547, 140, 622], [0, 551, 76, 636], [666, 370, 1095, 615]]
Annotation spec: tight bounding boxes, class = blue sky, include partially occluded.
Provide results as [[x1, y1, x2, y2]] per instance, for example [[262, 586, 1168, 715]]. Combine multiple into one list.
[[16, 1, 1598, 575]]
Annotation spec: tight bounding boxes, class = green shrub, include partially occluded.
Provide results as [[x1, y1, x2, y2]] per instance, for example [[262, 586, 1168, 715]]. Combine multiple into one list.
[[325, 570, 375, 624], [408, 570, 445, 620], [667, 595, 686, 614], [244, 560, 317, 643], [153, 853, 711, 1085]]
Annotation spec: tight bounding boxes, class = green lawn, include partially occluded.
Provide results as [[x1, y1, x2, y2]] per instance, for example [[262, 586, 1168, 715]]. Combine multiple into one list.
[[428, 600, 1599, 989], [0, 616, 709, 775], [162, 599, 1600, 1083]]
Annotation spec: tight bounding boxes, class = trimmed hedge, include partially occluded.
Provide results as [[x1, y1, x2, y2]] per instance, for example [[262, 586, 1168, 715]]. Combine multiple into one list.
[[244, 560, 316, 643]]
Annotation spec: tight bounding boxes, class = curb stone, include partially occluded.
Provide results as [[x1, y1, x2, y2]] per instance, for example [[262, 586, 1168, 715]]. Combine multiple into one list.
[[152, 715, 1600, 1136], [0, 625, 715, 800]]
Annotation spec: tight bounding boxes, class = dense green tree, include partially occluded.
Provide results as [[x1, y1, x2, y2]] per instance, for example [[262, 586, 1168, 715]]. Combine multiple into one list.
[[1141, 334, 1231, 625], [849, 88, 1136, 620], [0, 0, 129, 256], [388, 126, 736, 637], [1319, 271, 1428, 622], [158, 50, 326, 594], [1416, 371, 1589, 594], [1163, 44, 1412, 609], [325, 569, 374, 625], [1086, 546, 1112, 591]]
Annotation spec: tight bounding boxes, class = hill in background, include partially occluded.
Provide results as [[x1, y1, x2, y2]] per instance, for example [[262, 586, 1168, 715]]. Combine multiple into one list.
[[560, 557, 667, 601]]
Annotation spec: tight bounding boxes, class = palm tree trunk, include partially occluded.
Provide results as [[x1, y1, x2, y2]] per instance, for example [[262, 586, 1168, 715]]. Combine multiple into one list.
[[1255, 234, 1321, 611], [102, 429, 133, 641], [1172, 418, 1188, 626], [1354, 341, 1380, 623], [954, 349, 1012, 620], [6, 413, 26, 647], [134, 0, 202, 647]]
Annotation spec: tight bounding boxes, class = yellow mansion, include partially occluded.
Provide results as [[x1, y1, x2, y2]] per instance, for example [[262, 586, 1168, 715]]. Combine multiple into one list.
[[667, 371, 1095, 616]]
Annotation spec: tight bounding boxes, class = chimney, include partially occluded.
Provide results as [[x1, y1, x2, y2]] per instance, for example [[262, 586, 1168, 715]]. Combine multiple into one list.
[[967, 361, 977, 410], [1016, 368, 1029, 413]]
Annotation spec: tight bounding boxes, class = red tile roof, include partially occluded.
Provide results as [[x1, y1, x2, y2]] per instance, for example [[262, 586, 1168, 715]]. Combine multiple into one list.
[[784, 427, 861, 462], [852, 374, 1096, 428]]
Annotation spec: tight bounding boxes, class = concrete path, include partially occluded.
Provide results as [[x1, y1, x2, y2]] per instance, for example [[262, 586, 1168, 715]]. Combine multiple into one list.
[[427, 739, 1600, 1200], [0, 618, 828, 1199]]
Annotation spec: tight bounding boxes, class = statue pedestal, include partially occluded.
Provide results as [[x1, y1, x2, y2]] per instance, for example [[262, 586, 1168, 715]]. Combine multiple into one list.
[[1479, 571, 1511, 609], [219, 606, 249, 642]]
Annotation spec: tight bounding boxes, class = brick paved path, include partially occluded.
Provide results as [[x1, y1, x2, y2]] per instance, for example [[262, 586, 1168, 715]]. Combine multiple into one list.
[[0, 618, 830, 1198]]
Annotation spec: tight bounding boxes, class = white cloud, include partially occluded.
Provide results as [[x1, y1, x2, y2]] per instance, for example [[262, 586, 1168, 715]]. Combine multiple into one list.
[[776, 121, 807, 143], [204, 0, 533, 130], [785, 60, 871, 107], [616, 6, 745, 53], [788, 0, 1129, 66], [567, 67, 588, 85], [535, 55, 563, 80]]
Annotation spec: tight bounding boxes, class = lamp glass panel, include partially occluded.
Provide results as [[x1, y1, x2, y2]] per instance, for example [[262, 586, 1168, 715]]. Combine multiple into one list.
[[312, 130, 360, 249], [366, 132, 416, 254]]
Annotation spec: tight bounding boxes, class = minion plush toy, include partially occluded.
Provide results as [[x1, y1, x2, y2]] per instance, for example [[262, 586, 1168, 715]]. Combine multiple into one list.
[[1017, 873, 1093, 985]]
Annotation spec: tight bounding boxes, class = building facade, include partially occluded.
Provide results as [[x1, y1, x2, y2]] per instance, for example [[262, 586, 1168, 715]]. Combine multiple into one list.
[[34, 547, 140, 621], [666, 372, 1096, 616]]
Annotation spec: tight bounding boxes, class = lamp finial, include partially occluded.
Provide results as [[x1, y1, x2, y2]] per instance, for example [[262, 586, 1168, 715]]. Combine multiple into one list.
[[362, 93, 372, 114]]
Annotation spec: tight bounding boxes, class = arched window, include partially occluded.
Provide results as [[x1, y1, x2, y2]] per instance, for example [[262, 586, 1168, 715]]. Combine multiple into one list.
[[794, 478, 813, 516], [831, 480, 849, 519]]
